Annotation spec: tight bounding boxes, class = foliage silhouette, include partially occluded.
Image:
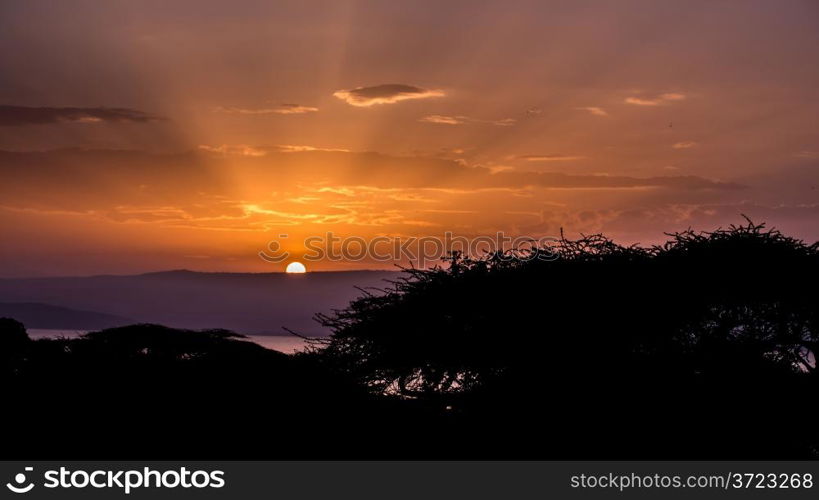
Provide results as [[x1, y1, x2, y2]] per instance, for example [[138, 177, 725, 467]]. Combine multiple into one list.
[[311, 220, 819, 457], [0, 323, 390, 458]]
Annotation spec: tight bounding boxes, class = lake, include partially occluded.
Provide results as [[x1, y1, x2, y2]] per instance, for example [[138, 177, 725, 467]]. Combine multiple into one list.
[[27, 329, 312, 354]]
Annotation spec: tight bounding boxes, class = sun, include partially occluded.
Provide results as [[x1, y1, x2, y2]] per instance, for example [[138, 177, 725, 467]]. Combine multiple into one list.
[[285, 261, 307, 273]]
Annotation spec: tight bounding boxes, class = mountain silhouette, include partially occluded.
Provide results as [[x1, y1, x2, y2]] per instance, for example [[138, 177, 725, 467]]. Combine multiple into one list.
[[0, 302, 133, 330]]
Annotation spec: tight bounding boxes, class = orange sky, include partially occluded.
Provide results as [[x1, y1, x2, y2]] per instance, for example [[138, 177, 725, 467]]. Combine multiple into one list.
[[1, 0, 818, 276]]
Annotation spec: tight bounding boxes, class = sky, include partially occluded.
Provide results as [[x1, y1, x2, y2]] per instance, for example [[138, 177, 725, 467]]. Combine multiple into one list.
[[1, 0, 818, 276]]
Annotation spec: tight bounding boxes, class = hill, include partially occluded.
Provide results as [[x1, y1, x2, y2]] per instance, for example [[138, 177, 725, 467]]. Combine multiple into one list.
[[0, 302, 133, 329]]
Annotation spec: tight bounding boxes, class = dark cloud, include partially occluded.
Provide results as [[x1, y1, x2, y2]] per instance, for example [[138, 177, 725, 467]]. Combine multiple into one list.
[[482, 170, 741, 191], [333, 84, 443, 107], [0, 106, 164, 126]]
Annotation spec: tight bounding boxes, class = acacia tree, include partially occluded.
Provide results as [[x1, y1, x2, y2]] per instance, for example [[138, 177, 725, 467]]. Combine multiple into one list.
[[311, 220, 819, 401]]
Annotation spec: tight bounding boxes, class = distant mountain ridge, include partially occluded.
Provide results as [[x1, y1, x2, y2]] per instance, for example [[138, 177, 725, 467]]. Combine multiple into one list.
[[0, 302, 133, 330], [0, 270, 398, 335]]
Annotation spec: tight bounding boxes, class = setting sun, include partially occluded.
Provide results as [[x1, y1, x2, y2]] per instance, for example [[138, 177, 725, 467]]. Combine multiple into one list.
[[285, 262, 307, 274]]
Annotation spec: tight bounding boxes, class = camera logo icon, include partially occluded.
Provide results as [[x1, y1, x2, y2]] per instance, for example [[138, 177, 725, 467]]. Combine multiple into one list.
[[6, 467, 35, 494]]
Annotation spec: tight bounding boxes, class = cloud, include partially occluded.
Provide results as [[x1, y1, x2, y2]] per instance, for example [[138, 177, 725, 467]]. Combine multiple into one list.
[[419, 115, 516, 126], [625, 97, 660, 106], [576, 106, 609, 116], [440, 147, 465, 155], [593, 203, 819, 246], [515, 154, 586, 162], [625, 93, 687, 106], [0, 148, 743, 249], [794, 151, 819, 159], [273, 104, 319, 114], [0, 148, 740, 222], [673, 141, 697, 149], [198, 144, 269, 156], [488, 165, 514, 174], [273, 145, 351, 153], [492, 118, 517, 126], [0, 145, 738, 198], [526, 107, 542, 115], [333, 84, 444, 107], [0, 105, 164, 126], [420, 114, 467, 125], [216, 103, 318, 115], [198, 144, 349, 155]]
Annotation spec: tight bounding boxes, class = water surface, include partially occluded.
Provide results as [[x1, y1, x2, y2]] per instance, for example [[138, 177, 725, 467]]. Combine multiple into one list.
[[27, 329, 311, 354]]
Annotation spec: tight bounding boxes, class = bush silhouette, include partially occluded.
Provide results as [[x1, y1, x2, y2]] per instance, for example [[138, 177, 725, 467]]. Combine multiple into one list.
[[0, 318, 29, 377], [2, 323, 382, 458]]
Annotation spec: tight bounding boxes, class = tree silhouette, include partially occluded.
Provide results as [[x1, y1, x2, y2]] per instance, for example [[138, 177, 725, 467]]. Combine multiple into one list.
[[311, 220, 819, 457]]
